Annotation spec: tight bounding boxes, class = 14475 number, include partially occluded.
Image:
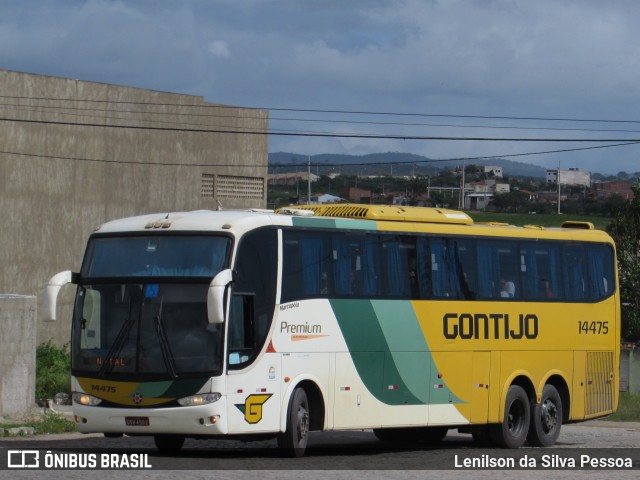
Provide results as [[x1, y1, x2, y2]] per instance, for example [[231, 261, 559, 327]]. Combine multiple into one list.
[[578, 321, 609, 334]]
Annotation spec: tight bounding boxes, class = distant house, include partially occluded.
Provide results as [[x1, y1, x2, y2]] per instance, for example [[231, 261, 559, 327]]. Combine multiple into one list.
[[393, 196, 411, 206], [310, 193, 345, 204], [546, 168, 590, 187], [517, 189, 538, 201], [465, 193, 493, 210], [591, 181, 635, 200], [467, 179, 510, 194], [268, 172, 318, 185], [341, 187, 371, 203], [484, 166, 503, 178]]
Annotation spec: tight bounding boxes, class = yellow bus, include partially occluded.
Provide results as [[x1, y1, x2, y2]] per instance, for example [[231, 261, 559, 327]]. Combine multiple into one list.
[[44, 204, 619, 456]]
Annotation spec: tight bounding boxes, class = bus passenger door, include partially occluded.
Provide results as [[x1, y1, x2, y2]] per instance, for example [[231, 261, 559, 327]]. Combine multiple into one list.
[[225, 293, 281, 434]]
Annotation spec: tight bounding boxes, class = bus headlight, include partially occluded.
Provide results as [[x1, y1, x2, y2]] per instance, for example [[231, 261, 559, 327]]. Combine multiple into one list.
[[177, 393, 221, 406], [72, 392, 102, 406]]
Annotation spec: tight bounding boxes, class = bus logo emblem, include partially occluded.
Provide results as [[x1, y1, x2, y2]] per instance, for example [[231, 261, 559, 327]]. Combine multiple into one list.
[[235, 394, 272, 424]]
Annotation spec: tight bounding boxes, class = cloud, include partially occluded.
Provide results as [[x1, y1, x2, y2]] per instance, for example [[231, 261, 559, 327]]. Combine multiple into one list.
[[2, 0, 640, 173], [207, 40, 230, 58]]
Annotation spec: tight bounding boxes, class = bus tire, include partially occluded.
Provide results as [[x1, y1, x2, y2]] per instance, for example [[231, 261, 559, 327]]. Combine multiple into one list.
[[419, 426, 448, 443], [277, 387, 310, 457], [528, 384, 562, 447], [471, 426, 493, 447], [489, 385, 530, 448], [153, 434, 185, 452]]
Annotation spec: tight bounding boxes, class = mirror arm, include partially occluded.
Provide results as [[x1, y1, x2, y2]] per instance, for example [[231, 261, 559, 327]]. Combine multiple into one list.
[[42, 271, 78, 321]]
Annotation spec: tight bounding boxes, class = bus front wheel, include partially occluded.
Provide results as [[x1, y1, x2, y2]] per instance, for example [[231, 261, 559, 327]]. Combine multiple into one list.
[[278, 387, 310, 457], [490, 385, 530, 448], [528, 384, 562, 447], [154, 434, 185, 452]]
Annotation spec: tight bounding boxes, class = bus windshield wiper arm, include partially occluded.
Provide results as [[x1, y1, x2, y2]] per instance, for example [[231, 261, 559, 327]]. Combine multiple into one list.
[[99, 297, 137, 377], [154, 298, 178, 378]]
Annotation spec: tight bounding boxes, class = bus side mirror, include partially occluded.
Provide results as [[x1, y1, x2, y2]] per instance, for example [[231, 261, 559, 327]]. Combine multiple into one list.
[[207, 269, 233, 324], [42, 271, 78, 321]]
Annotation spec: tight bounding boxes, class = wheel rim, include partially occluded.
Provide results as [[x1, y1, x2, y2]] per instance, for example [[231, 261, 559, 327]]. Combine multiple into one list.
[[540, 399, 558, 434], [508, 400, 526, 436]]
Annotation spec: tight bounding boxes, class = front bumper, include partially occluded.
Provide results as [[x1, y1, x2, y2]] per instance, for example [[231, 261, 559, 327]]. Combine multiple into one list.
[[73, 397, 228, 435]]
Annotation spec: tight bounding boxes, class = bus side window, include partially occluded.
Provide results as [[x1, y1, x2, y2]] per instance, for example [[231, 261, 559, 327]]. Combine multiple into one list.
[[586, 245, 615, 300], [563, 245, 586, 300], [282, 232, 329, 301], [476, 240, 499, 299], [380, 235, 411, 298], [228, 294, 254, 365]]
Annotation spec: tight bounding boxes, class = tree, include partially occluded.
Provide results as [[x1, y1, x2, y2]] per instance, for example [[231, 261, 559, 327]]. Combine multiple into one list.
[[606, 186, 640, 342], [492, 191, 529, 213]]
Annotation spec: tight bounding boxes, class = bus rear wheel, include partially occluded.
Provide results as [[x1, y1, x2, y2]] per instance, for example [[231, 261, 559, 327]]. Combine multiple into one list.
[[490, 385, 530, 448], [278, 387, 310, 457], [528, 384, 562, 447], [154, 434, 185, 452]]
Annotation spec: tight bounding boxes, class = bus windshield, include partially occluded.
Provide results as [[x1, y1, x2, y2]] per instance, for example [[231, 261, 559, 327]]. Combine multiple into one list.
[[72, 282, 223, 378], [72, 234, 231, 379]]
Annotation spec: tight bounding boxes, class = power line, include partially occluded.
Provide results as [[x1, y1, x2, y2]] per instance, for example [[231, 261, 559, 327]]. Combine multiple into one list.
[[3, 93, 640, 125], [0, 149, 265, 168], [4, 116, 640, 142], [6, 100, 640, 135], [2, 141, 638, 169]]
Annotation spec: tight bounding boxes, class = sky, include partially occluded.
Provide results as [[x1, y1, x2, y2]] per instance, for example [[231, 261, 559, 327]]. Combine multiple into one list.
[[2, 0, 640, 174]]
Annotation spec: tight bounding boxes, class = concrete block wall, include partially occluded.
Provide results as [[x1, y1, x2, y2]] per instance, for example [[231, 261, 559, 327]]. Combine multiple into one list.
[[0, 295, 36, 416], [0, 69, 268, 346]]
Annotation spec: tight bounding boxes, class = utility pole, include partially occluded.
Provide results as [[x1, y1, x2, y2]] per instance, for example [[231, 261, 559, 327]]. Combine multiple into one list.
[[557, 160, 561, 214], [459, 160, 466, 209], [307, 156, 311, 204]]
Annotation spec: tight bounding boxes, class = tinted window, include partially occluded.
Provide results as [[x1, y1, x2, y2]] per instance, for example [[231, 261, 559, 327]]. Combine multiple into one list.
[[82, 235, 230, 278], [281, 229, 616, 304]]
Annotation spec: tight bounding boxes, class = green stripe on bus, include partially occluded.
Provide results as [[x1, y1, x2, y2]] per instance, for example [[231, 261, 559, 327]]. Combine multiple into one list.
[[330, 299, 462, 406], [291, 217, 377, 230], [291, 217, 337, 229], [330, 299, 422, 405]]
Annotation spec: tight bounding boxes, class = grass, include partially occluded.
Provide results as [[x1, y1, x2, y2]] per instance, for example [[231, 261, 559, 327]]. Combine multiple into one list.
[[607, 393, 640, 422], [466, 211, 613, 230], [1, 411, 76, 436], [36, 341, 71, 400]]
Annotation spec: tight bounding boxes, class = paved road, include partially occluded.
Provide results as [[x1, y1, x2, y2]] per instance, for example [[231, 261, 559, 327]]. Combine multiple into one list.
[[1, 420, 639, 479]]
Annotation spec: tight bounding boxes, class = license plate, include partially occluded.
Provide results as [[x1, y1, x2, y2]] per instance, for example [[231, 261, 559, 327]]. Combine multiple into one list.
[[125, 416, 150, 426]]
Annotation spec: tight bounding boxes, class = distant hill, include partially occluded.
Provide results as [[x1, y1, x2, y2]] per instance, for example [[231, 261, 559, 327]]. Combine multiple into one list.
[[269, 152, 548, 178]]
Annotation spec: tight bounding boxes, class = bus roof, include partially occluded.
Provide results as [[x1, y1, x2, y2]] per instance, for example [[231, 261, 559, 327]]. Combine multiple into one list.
[[91, 206, 614, 244], [282, 204, 474, 225]]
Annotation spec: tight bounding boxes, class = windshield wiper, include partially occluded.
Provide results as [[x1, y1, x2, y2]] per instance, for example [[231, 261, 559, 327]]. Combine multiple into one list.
[[153, 297, 178, 378], [99, 293, 138, 377]]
